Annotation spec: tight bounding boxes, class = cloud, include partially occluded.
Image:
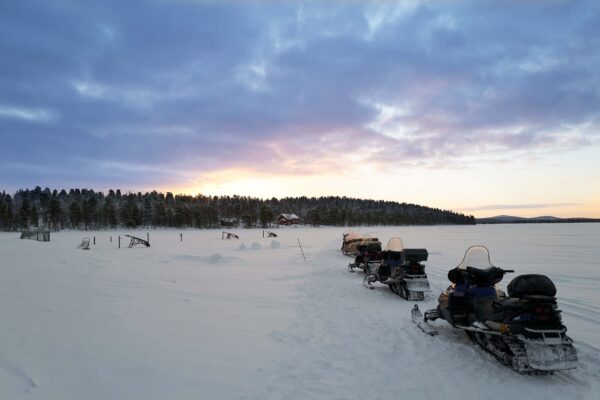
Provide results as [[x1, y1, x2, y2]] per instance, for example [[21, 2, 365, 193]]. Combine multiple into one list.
[[1, 0, 599, 190], [0, 105, 56, 122]]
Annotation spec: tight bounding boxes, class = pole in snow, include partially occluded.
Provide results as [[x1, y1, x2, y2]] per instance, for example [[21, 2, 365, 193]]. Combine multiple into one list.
[[147, 232, 149, 243], [297, 238, 306, 261], [180, 233, 183, 242], [93, 236, 96, 245], [118, 236, 121, 249]]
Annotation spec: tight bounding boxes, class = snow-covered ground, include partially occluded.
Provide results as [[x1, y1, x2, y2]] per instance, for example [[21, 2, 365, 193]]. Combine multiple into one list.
[[1, 224, 599, 400]]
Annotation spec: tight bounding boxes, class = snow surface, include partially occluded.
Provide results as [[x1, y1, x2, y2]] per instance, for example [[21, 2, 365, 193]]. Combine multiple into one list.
[[1, 224, 599, 400]]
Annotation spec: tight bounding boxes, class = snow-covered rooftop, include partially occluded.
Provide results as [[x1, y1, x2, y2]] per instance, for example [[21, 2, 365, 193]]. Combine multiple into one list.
[[278, 213, 299, 220]]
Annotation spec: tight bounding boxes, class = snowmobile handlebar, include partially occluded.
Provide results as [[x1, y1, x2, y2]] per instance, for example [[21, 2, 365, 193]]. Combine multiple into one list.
[[502, 269, 515, 273]]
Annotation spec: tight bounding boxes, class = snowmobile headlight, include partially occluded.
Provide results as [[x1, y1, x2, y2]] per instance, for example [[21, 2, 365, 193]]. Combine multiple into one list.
[[499, 323, 511, 334]]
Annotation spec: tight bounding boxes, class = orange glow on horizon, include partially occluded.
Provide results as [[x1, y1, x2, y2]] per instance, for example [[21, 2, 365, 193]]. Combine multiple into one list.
[[157, 164, 600, 219]]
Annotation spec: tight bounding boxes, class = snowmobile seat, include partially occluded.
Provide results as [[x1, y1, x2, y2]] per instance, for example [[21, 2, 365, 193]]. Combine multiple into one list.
[[401, 248, 428, 263], [448, 267, 465, 284], [465, 285, 497, 298], [493, 297, 521, 310], [507, 274, 556, 298], [366, 243, 382, 253], [382, 250, 403, 266], [465, 266, 504, 286]]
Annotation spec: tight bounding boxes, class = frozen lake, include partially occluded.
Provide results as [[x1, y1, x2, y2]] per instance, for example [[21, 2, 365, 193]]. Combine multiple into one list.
[[1, 224, 599, 399]]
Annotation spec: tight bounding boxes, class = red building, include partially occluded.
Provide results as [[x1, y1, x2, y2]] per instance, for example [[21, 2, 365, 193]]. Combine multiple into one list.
[[277, 213, 300, 225]]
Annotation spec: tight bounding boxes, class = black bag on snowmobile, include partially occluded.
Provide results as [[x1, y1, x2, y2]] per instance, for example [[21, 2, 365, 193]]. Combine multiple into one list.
[[507, 274, 556, 298]]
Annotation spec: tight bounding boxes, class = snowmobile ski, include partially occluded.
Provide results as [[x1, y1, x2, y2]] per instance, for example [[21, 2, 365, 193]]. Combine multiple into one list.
[[412, 305, 438, 336], [363, 274, 376, 289]]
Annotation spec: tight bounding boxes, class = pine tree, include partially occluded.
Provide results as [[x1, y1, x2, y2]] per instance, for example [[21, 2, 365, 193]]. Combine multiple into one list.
[[19, 198, 31, 228], [69, 202, 82, 228], [82, 196, 97, 229], [49, 197, 62, 230], [0, 199, 7, 230], [259, 205, 273, 228], [30, 206, 39, 227], [143, 197, 152, 228]]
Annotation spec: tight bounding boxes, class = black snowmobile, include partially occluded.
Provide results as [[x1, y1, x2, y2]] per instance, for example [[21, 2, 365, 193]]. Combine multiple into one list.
[[363, 237, 430, 300], [348, 237, 382, 273], [412, 245, 577, 374]]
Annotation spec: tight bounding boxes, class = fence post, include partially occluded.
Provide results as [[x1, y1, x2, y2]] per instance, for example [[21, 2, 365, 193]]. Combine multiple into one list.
[[118, 236, 121, 249]]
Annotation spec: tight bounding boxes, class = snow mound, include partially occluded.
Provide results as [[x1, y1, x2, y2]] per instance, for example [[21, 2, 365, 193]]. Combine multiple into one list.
[[238, 243, 247, 250], [251, 242, 262, 250], [206, 253, 227, 264], [270, 240, 281, 249], [174, 254, 227, 264], [174, 254, 204, 262]]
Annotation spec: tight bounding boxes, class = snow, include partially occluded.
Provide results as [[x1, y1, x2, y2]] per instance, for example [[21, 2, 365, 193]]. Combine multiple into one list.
[[1, 224, 599, 400]]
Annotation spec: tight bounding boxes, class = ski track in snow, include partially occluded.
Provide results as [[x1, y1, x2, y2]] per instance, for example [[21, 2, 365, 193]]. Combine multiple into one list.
[[1, 225, 600, 400]]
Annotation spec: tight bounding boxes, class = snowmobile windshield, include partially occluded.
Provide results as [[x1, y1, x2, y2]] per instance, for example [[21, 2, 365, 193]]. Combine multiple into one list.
[[385, 237, 404, 252], [456, 245, 495, 270]]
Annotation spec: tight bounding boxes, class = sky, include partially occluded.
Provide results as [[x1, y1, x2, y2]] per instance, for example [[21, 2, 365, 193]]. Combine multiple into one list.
[[1, 0, 599, 218]]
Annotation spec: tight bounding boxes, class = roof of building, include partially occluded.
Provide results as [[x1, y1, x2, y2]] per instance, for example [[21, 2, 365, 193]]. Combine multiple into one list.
[[278, 213, 299, 220]]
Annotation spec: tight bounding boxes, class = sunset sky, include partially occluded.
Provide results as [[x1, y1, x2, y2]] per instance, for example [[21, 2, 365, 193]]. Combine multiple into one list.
[[1, 1, 599, 217]]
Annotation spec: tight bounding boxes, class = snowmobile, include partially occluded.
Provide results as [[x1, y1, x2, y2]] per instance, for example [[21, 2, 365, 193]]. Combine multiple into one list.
[[412, 245, 577, 374], [347, 237, 382, 273], [363, 237, 430, 300], [341, 232, 363, 256]]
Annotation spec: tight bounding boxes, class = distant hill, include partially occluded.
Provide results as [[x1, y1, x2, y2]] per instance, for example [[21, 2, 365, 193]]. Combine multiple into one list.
[[477, 215, 600, 224], [0, 187, 476, 231]]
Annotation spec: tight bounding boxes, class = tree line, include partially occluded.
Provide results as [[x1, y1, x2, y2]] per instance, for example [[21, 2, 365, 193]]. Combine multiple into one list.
[[0, 186, 475, 231]]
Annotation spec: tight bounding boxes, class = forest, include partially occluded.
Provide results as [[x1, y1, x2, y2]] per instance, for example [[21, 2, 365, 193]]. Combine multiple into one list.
[[0, 187, 475, 231]]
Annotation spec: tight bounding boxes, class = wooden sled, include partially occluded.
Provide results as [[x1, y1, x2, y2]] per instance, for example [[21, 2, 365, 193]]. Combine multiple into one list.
[[78, 237, 91, 250], [222, 231, 239, 240], [125, 234, 150, 248]]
